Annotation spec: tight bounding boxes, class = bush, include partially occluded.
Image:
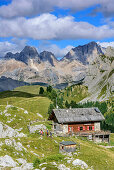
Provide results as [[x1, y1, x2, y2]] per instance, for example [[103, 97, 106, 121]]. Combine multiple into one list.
[[33, 158, 41, 168]]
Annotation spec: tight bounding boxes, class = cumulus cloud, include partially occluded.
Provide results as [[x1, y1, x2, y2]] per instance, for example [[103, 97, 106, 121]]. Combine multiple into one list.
[[0, 14, 114, 40], [98, 41, 114, 48], [0, 38, 27, 58], [38, 42, 74, 58], [93, 0, 114, 17], [0, 0, 113, 18]]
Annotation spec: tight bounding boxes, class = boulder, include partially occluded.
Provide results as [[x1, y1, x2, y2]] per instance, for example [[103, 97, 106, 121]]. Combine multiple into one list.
[[0, 155, 17, 167], [29, 124, 46, 133], [72, 159, 88, 169], [0, 122, 26, 138]]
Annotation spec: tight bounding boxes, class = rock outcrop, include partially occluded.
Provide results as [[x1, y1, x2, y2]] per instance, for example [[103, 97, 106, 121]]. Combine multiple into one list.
[[0, 122, 26, 138]]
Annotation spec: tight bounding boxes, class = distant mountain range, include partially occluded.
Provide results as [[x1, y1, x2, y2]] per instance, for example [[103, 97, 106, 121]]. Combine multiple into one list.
[[0, 41, 113, 101]]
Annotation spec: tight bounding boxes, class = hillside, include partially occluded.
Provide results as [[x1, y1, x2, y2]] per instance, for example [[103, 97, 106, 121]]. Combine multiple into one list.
[[0, 90, 51, 118], [0, 87, 114, 169], [0, 104, 114, 169], [61, 85, 89, 103], [84, 47, 114, 101], [0, 76, 28, 92], [14, 85, 47, 95]]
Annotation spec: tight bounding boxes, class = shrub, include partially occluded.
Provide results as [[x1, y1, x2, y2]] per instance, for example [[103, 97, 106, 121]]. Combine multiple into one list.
[[33, 158, 41, 168]]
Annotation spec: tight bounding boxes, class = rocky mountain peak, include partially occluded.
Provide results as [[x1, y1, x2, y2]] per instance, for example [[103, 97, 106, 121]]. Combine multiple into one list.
[[4, 52, 19, 60], [21, 46, 38, 56], [4, 46, 39, 64], [63, 41, 103, 65], [18, 46, 39, 64], [39, 51, 57, 66]]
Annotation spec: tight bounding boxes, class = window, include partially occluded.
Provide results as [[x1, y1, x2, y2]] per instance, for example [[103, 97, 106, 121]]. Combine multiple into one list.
[[89, 126, 92, 130], [80, 127, 83, 131], [69, 127, 73, 132]]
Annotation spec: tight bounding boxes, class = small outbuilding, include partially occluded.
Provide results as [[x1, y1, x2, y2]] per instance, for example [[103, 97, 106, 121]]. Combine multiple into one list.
[[59, 141, 77, 153]]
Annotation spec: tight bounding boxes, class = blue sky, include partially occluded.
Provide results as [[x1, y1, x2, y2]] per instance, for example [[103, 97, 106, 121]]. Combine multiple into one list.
[[0, 0, 114, 58]]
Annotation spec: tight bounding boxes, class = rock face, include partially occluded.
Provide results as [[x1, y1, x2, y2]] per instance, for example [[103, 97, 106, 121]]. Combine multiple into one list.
[[39, 51, 56, 66], [63, 41, 103, 64], [84, 47, 114, 101], [5, 46, 40, 64]]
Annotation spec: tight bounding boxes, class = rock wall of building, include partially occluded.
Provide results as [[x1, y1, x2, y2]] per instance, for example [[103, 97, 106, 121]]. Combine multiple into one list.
[[94, 122, 100, 131], [62, 125, 68, 133]]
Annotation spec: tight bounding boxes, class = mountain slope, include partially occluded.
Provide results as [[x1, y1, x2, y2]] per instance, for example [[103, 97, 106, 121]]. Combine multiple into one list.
[[84, 47, 114, 101], [0, 76, 28, 92]]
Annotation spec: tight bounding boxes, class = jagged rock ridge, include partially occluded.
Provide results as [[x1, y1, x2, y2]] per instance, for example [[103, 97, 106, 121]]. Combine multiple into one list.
[[0, 42, 114, 100]]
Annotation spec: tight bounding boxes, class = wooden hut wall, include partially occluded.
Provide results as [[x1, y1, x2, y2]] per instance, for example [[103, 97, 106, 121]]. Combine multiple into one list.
[[68, 123, 94, 133]]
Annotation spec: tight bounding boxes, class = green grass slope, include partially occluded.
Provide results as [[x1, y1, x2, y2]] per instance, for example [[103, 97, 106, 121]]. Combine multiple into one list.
[[0, 90, 51, 118], [0, 134, 114, 170], [14, 85, 47, 95], [60, 85, 89, 103]]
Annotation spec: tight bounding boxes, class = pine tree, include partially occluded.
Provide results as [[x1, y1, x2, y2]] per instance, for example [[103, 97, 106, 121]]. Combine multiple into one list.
[[39, 87, 44, 94], [48, 103, 55, 115]]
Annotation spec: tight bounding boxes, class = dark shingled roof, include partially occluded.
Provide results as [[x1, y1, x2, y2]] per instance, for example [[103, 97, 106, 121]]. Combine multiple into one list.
[[60, 141, 76, 145], [52, 108, 105, 123]]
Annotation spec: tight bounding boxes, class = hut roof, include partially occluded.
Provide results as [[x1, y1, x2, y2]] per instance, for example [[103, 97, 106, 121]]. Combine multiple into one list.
[[60, 141, 76, 145], [51, 108, 105, 123]]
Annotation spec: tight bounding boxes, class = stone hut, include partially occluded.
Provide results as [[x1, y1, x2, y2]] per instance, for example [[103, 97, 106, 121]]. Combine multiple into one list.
[[49, 108, 110, 142], [59, 141, 76, 152]]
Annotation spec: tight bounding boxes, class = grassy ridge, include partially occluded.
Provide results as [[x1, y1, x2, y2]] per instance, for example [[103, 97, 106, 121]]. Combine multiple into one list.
[[61, 85, 89, 103], [14, 85, 46, 95], [0, 90, 51, 118]]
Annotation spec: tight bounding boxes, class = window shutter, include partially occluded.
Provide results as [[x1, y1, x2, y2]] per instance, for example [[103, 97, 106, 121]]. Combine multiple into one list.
[[92, 126, 94, 130], [78, 126, 80, 131], [87, 126, 89, 130], [83, 126, 85, 130], [68, 127, 70, 132], [72, 127, 73, 132]]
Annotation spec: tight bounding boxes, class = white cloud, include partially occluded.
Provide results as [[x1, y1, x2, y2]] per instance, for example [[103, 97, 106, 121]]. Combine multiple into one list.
[[93, 0, 114, 17], [38, 42, 74, 58], [98, 41, 114, 48], [0, 14, 114, 40], [0, 39, 27, 57], [0, 0, 113, 18]]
